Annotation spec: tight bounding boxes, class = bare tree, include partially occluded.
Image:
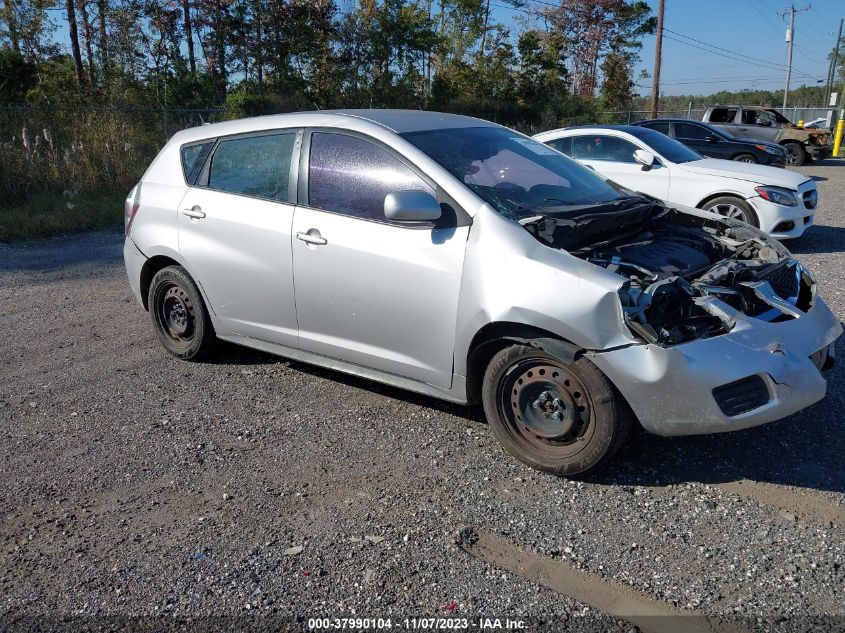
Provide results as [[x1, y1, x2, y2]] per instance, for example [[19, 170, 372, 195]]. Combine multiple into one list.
[[182, 0, 195, 72], [65, 0, 86, 86], [1, 0, 21, 53], [76, 0, 97, 89]]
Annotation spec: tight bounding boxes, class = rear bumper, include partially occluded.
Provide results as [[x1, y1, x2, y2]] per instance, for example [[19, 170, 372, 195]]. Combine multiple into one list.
[[587, 298, 842, 437], [123, 237, 147, 308]]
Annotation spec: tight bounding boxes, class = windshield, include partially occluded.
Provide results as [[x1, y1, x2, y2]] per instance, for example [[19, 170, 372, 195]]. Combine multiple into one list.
[[626, 127, 702, 164], [400, 126, 632, 219]]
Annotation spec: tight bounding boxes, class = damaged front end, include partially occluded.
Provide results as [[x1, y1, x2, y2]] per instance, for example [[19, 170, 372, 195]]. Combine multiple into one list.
[[522, 200, 816, 346]]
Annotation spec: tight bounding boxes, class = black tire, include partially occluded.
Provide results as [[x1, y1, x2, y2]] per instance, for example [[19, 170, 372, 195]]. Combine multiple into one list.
[[733, 153, 757, 164], [783, 142, 806, 166], [481, 345, 632, 476], [702, 195, 760, 227], [148, 265, 214, 360]]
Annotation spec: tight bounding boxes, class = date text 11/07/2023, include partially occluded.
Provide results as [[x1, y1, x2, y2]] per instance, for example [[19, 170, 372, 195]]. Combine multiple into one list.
[[307, 617, 527, 630]]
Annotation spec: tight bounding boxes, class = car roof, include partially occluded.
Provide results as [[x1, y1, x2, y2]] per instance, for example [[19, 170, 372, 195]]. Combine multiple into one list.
[[635, 118, 706, 125], [169, 109, 499, 145], [709, 105, 770, 110], [562, 124, 645, 134]]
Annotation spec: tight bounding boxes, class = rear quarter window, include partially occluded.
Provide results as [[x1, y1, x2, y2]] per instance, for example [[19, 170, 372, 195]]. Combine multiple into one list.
[[180, 141, 214, 185]]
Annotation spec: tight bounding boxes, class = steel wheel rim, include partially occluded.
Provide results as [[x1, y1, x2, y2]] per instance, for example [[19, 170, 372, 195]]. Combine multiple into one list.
[[708, 202, 748, 222], [497, 358, 595, 459], [157, 283, 195, 348], [737, 156, 755, 163]]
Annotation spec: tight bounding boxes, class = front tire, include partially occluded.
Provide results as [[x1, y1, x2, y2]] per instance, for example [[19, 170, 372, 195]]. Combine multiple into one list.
[[481, 345, 632, 476], [702, 196, 759, 227], [148, 265, 214, 360], [783, 142, 806, 166]]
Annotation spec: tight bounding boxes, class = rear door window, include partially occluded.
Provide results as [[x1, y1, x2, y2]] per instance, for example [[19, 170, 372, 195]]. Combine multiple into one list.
[[308, 132, 434, 221], [571, 135, 639, 163], [643, 121, 671, 135], [675, 123, 709, 140], [709, 108, 737, 123], [546, 137, 573, 156], [208, 133, 297, 202]]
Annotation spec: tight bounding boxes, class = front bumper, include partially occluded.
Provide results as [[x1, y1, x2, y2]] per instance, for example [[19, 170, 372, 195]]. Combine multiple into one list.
[[807, 145, 832, 160], [123, 237, 147, 308], [749, 196, 815, 239], [587, 298, 842, 437]]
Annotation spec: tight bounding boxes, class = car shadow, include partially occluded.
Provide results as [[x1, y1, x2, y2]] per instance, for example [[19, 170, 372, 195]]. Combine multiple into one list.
[[807, 175, 828, 182], [587, 335, 845, 495], [807, 158, 845, 167], [203, 339, 487, 422], [786, 225, 845, 255], [207, 336, 845, 496]]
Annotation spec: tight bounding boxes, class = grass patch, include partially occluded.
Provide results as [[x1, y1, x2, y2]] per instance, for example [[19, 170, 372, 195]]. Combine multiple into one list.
[[0, 190, 125, 242]]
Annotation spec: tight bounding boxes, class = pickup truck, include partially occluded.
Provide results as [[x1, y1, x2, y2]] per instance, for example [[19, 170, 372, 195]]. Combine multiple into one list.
[[701, 105, 832, 166]]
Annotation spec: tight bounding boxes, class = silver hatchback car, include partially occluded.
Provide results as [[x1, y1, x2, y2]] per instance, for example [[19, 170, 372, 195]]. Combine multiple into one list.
[[123, 110, 841, 475]]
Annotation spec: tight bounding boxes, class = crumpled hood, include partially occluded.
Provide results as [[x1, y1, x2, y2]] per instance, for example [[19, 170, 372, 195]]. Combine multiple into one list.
[[678, 158, 810, 189]]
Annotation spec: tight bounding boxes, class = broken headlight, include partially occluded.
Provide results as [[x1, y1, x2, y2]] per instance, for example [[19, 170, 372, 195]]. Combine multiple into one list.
[[618, 278, 731, 345]]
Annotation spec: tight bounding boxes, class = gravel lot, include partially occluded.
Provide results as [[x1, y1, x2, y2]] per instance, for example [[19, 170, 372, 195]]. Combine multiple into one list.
[[1, 161, 844, 632]]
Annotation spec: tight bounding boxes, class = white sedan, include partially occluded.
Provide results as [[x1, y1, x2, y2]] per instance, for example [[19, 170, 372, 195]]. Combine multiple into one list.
[[533, 125, 817, 239]]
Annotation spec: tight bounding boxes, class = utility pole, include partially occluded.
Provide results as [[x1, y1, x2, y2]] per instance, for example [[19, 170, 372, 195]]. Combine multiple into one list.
[[649, 0, 665, 119], [824, 19, 843, 107], [778, 4, 811, 110]]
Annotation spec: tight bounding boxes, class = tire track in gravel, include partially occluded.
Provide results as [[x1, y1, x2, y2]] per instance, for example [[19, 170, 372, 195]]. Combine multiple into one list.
[[713, 480, 845, 527], [457, 528, 748, 633]]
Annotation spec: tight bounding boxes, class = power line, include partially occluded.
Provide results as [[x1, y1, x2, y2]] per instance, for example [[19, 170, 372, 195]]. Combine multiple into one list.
[[746, 0, 787, 36], [662, 27, 816, 79], [661, 33, 810, 77]]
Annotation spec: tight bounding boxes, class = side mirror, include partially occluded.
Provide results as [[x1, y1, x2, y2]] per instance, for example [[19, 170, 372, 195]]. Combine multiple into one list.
[[633, 149, 656, 170], [705, 135, 720, 143], [384, 191, 442, 222]]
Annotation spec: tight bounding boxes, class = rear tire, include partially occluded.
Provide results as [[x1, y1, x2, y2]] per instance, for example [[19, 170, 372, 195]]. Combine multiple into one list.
[[148, 265, 214, 360], [783, 142, 806, 166], [733, 153, 757, 164], [702, 196, 759, 227], [481, 344, 632, 476]]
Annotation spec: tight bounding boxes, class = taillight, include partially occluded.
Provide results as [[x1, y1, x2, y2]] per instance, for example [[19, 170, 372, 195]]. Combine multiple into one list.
[[125, 184, 141, 235]]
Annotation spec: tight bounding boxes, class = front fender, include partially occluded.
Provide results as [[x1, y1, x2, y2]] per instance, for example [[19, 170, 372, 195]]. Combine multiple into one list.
[[452, 206, 634, 377]]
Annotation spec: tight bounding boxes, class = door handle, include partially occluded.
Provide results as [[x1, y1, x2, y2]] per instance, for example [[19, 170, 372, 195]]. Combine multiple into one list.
[[296, 231, 327, 246], [182, 206, 206, 219]]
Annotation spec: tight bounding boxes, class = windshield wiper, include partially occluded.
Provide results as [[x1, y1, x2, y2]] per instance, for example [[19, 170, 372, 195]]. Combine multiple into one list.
[[538, 194, 652, 215]]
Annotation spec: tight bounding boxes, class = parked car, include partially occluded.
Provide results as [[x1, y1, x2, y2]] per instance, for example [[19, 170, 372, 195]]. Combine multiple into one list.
[[533, 125, 817, 239], [124, 110, 840, 476], [634, 118, 787, 167], [700, 105, 832, 165]]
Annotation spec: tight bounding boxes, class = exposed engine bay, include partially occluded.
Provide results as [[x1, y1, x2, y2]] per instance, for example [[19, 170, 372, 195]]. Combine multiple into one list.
[[522, 201, 815, 345]]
